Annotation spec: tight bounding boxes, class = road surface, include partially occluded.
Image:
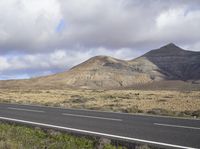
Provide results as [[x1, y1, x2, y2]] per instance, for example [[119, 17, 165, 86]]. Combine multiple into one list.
[[0, 103, 200, 149]]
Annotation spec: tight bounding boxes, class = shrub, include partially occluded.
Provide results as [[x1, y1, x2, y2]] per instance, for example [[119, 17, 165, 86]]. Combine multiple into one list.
[[147, 108, 173, 116], [192, 110, 200, 117], [121, 105, 143, 113]]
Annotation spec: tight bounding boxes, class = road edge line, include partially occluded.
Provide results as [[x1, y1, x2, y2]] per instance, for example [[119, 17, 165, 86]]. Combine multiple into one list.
[[0, 116, 197, 149]]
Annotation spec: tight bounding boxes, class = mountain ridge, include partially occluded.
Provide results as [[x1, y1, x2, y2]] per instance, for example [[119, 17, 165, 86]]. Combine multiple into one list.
[[144, 43, 198, 56], [0, 43, 200, 89]]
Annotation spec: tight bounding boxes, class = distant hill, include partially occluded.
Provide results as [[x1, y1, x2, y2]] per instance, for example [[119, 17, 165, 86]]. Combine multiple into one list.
[[0, 43, 200, 90]]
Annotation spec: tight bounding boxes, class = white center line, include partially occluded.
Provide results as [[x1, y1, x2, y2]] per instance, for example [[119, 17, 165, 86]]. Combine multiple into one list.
[[154, 123, 200, 130], [0, 116, 196, 149], [8, 107, 45, 113], [62, 113, 122, 121]]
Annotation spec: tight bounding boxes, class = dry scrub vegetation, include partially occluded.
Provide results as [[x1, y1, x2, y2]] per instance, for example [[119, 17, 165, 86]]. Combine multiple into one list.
[[0, 122, 129, 149], [0, 122, 156, 149], [0, 89, 200, 118]]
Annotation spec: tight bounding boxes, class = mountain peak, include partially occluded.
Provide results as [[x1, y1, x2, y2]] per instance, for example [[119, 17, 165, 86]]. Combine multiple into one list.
[[144, 43, 186, 57], [87, 55, 119, 63], [164, 42, 177, 47], [70, 55, 123, 71], [1, 43, 200, 89], [161, 43, 181, 50]]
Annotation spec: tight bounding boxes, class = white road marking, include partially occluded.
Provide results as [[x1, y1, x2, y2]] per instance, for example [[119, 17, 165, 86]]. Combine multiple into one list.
[[62, 113, 122, 121], [3, 103, 200, 121], [8, 107, 44, 113], [0, 117, 197, 149], [154, 123, 200, 130]]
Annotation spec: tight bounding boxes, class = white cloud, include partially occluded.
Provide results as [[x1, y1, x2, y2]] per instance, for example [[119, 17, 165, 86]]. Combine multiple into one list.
[[0, 47, 144, 79], [155, 7, 200, 43], [0, 0, 62, 52], [0, 57, 10, 71], [183, 42, 200, 51], [0, 0, 200, 79], [1, 0, 200, 53]]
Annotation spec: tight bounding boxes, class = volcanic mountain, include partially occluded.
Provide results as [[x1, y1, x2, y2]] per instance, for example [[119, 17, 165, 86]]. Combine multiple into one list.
[[1, 43, 200, 89]]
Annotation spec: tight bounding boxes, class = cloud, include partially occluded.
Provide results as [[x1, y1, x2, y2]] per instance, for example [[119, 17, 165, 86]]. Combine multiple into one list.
[[0, 57, 10, 71], [0, 0, 200, 54], [0, 47, 144, 79], [0, 0, 200, 79], [154, 6, 200, 44], [0, 0, 62, 53]]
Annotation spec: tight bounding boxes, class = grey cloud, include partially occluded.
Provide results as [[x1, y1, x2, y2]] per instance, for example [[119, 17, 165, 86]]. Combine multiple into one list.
[[0, 0, 62, 53], [0, 0, 200, 54], [0, 48, 143, 79], [48, 0, 200, 50], [0, 0, 200, 79]]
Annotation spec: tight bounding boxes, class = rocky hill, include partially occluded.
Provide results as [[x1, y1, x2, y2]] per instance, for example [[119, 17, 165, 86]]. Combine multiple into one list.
[[143, 43, 200, 81], [0, 43, 200, 89]]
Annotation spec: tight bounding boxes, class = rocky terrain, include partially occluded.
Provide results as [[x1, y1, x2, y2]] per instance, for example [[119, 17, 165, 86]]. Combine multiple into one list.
[[0, 43, 200, 89], [143, 43, 200, 81]]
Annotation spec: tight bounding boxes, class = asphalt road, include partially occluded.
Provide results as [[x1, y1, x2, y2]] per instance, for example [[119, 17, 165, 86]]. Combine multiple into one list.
[[0, 103, 200, 149]]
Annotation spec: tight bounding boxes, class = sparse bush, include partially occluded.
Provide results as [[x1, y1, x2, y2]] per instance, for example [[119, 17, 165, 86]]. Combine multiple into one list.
[[0, 123, 94, 149], [182, 110, 192, 116], [121, 105, 142, 113], [70, 95, 87, 103], [147, 108, 173, 116], [135, 144, 152, 149], [46, 90, 51, 93], [192, 110, 200, 117], [117, 94, 132, 99], [106, 95, 117, 99], [71, 98, 86, 103], [157, 99, 167, 102], [52, 102, 61, 107], [163, 95, 173, 98], [0, 98, 13, 103], [43, 102, 53, 106], [0, 123, 138, 149]]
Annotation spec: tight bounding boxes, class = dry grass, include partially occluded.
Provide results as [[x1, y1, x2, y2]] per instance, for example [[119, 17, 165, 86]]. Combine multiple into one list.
[[0, 89, 200, 117]]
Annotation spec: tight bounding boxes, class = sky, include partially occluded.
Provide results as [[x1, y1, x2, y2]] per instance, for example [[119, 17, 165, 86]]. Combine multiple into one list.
[[0, 0, 200, 80]]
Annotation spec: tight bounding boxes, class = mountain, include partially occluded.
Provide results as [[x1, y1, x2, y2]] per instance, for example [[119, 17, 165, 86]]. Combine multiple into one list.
[[143, 43, 200, 81], [0, 43, 200, 89]]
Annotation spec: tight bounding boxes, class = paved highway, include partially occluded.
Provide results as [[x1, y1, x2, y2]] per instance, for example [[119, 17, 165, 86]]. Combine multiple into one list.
[[0, 103, 200, 149]]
